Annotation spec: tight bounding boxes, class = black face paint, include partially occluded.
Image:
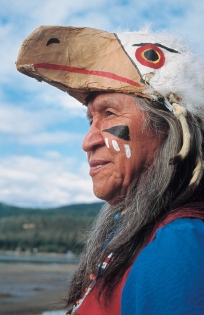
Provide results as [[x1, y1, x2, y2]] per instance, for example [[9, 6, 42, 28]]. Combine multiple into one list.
[[102, 125, 130, 141]]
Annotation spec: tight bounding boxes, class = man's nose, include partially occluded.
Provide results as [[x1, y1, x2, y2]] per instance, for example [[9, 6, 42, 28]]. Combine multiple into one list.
[[82, 123, 105, 152]]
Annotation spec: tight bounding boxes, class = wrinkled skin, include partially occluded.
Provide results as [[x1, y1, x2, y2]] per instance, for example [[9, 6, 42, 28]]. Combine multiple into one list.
[[82, 93, 164, 204]]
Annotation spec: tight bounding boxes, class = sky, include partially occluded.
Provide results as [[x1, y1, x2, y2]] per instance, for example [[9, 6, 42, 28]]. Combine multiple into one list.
[[0, 0, 204, 208]]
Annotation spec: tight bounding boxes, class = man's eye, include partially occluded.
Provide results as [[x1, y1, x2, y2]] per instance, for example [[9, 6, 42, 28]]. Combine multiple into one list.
[[106, 111, 114, 116], [86, 112, 93, 125]]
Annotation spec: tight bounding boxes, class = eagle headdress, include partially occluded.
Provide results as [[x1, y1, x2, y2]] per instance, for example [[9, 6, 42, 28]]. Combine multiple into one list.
[[16, 26, 204, 184]]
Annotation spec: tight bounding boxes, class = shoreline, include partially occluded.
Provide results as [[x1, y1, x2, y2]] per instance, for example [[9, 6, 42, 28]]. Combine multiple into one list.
[[0, 250, 79, 264], [0, 262, 76, 315]]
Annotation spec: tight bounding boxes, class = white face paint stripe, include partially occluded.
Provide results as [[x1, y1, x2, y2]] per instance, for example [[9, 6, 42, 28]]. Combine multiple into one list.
[[124, 144, 131, 158], [112, 140, 120, 151], [105, 138, 110, 148]]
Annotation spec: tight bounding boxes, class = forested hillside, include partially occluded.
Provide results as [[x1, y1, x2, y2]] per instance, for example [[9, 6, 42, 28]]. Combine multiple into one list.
[[0, 202, 104, 254]]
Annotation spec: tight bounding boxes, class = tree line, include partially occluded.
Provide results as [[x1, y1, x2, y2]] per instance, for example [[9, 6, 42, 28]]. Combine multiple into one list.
[[0, 202, 103, 254]]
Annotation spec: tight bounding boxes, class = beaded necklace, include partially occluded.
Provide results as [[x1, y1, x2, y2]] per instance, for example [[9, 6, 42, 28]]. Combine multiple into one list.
[[69, 213, 121, 315]]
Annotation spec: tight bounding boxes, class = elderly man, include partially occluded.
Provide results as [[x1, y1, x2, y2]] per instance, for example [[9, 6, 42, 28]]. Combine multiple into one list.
[[17, 26, 204, 314]]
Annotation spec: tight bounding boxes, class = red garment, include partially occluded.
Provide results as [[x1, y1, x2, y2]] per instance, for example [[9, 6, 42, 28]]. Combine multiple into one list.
[[77, 205, 204, 315]]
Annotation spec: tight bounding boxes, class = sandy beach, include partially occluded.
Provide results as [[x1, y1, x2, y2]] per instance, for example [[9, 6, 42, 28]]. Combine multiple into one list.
[[0, 262, 76, 315]]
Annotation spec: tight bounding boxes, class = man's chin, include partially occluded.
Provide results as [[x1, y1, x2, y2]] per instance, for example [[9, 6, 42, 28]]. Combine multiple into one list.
[[93, 187, 114, 203], [93, 186, 122, 205]]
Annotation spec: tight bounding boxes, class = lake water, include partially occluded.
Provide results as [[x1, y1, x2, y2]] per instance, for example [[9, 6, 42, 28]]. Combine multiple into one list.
[[42, 311, 66, 315]]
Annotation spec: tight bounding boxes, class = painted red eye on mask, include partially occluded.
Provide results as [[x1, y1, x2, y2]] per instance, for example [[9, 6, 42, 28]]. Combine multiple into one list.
[[135, 44, 165, 69]]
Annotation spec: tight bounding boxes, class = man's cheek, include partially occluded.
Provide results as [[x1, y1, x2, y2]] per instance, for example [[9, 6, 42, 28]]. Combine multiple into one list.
[[103, 125, 132, 159], [104, 136, 131, 158]]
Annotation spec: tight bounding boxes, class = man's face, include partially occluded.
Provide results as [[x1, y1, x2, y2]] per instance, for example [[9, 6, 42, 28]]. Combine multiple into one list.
[[82, 93, 163, 204]]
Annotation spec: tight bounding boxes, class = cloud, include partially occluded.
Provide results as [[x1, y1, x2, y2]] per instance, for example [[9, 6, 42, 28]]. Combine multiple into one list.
[[38, 85, 87, 116], [0, 103, 48, 135], [16, 131, 82, 146], [0, 154, 97, 208], [0, 24, 22, 84], [0, 97, 86, 166], [1, 0, 109, 23], [0, 98, 86, 136]]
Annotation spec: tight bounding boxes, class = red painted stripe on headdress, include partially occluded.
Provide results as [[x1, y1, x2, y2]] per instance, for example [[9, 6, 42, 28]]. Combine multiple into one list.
[[34, 63, 141, 88]]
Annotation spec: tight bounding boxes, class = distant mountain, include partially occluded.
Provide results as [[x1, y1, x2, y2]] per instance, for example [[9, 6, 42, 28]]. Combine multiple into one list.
[[0, 201, 104, 218]]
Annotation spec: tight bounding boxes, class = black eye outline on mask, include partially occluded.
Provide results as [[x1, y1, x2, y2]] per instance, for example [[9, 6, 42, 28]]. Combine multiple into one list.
[[133, 42, 179, 69], [46, 38, 60, 46]]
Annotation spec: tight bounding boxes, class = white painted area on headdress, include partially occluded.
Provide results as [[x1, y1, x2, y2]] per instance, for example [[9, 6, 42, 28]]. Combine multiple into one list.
[[115, 30, 204, 119], [124, 144, 131, 158], [115, 32, 181, 94], [116, 32, 155, 76], [105, 138, 110, 148], [112, 140, 120, 152]]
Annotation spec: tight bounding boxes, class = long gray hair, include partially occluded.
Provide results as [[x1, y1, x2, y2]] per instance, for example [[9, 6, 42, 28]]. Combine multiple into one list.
[[66, 96, 204, 308]]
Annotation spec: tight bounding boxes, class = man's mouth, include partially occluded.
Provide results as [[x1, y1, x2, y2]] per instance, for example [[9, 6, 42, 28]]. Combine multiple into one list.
[[89, 159, 109, 175]]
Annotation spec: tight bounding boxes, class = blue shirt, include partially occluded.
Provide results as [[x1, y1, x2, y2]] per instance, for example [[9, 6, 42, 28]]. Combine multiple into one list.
[[122, 218, 204, 314]]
